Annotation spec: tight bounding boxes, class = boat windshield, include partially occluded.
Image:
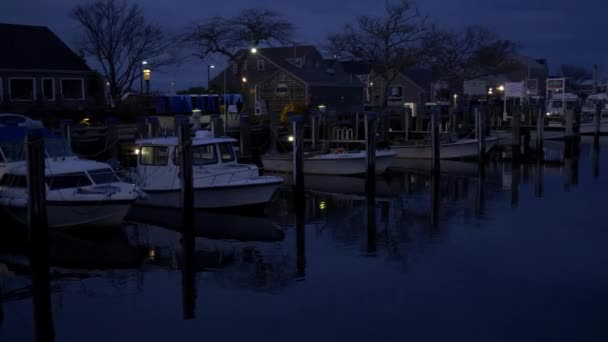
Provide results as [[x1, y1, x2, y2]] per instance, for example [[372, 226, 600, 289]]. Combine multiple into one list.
[[0, 136, 72, 162], [87, 168, 119, 184], [219, 142, 235, 162], [46, 172, 92, 190]]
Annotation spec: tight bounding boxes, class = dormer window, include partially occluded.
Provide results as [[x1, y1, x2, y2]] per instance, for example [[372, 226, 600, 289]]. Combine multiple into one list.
[[257, 59, 265, 71]]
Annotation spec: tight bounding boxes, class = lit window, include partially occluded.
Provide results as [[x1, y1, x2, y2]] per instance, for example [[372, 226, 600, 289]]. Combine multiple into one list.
[[141, 146, 169, 166]]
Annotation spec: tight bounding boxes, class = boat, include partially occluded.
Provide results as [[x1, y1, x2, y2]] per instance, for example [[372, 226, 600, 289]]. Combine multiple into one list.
[[0, 159, 141, 228], [390, 137, 499, 159], [261, 150, 397, 175], [133, 130, 283, 209], [0, 126, 141, 228], [545, 92, 579, 126]]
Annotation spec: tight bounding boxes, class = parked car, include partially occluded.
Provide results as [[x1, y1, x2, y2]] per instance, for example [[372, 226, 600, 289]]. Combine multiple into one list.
[[0, 113, 43, 128]]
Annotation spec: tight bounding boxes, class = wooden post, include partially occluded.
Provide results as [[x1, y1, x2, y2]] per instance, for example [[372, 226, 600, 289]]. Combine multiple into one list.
[[59, 119, 72, 150], [476, 107, 486, 164], [595, 101, 602, 138], [536, 101, 544, 162], [511, 107, 521, 164], [564, 108, 575, 158], [381, 111, 390, 145], [365, 112, 377, 183], [592, 138, 600, 179], [311, 114, 317, 150], [269, 112, 279, 154], [239, 114, 251, 161], [105, 117, 119, 161], [177, 119, 196, 319], [291, 114, 305, 194], [26, 130, 55, 342], [355, 112, 360, 140], [431, 106, 441, 174], [404, 107, 410, 142]]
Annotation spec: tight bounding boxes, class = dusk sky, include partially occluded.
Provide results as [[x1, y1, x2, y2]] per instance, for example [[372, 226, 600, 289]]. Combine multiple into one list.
[[2, 0, 605, 91]]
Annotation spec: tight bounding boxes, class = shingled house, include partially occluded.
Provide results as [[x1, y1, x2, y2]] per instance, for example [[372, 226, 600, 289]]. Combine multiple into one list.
[[0, 23, 94, 114], [209, 45, 364, 115]]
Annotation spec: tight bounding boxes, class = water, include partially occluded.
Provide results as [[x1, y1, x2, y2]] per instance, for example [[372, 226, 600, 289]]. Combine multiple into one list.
[[2, 138, 608, 342]]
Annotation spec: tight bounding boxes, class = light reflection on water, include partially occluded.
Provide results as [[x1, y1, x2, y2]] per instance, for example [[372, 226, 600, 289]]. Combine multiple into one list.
[[1, 139, 608, 341]]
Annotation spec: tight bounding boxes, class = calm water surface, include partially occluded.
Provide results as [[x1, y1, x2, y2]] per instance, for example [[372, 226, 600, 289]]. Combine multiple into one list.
[[1, 139, 608, 342]]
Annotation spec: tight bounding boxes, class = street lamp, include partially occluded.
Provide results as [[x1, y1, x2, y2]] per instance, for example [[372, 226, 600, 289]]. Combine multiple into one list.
[[242, 77, 247, 83], [143, 65, 151, 97], [207, 65, 215, 94], [140, 60, 148, 95], [250, 47, 257, 54], [497, 85, 507, 118]]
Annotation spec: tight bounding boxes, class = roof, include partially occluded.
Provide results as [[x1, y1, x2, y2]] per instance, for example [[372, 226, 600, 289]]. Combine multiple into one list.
[[136, 130, 237, 146], [250, 46, 363, 87], [0, 23, 91, 71], [338, 61, 372, 75]]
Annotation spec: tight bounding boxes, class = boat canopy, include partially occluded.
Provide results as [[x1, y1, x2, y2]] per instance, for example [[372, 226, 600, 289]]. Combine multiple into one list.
[[0, 127, 72, 162], [135, 130, 237, 147]]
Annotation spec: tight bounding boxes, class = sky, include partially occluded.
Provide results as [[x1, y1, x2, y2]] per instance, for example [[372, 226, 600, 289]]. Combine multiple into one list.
[[1, 0, 606, 91]]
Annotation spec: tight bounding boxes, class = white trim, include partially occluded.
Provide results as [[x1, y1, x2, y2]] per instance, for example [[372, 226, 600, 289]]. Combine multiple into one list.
[[42, 78, 55, 101], [60, 78, 85, 101], [8, 77, 36, 101]]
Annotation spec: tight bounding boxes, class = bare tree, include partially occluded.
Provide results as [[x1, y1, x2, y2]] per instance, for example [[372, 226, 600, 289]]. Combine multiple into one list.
[[425, 26, 518, 87], [560, 64, 592, 82], [327, 0, 430, 108], [187, 8, 294, 110], [71, 0, 181, 105]]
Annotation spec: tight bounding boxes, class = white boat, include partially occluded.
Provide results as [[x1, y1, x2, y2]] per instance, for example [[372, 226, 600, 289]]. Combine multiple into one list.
[[261, 150, 396, 175], [0, 159, 141, 228], [390, 138, 499, 159], [133, 130, 282, 209]]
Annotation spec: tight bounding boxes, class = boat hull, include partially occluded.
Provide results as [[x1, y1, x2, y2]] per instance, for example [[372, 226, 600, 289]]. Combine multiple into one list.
[[390, 138, 499, 159], [136, 179, 282, 209], [262, 151, 396, 175], [1, 200, 133, 228]]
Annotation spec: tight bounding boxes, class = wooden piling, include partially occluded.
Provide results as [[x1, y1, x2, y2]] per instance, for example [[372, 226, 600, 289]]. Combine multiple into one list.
[[592, 139, 600, 179], [26, 130, 55, 342], [431, 106, 441, 174], [381, 111, 390, 145], [239, 114, 251, 161], [177, 119, 196, 319], [365, 112, 378, 181], [475, 107, 486, 164], [404, 107, 410, 142], [269, 112, 279, 154], [595, 101, 602, 137], [511, 108, 521, 164], [291, 114, 305, 194], [105, 117, 119, 161]]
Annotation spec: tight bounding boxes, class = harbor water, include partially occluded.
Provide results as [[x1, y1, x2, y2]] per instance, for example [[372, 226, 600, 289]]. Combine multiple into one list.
[[1, 138, 608, 341]]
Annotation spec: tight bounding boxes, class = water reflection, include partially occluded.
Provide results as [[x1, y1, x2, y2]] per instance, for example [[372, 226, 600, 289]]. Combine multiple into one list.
[[2, 139, 608, 342]]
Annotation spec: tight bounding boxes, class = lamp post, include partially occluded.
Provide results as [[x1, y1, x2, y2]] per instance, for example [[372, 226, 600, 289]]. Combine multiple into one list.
[[140, 60, 148, 95], [143, 65, 151, 97], [498, 85, 506, 119], [207, 65, 215, 93]]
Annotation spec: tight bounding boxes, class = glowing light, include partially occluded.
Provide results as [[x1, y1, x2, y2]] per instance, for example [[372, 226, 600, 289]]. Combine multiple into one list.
[[453, 94, 458, 99], [210, 65, 215, 69], [242, 77, 247, 83], [141, 60, 148, 65], [148, 248, 156, 261], [134, 148, 140, 155], [488, 88, 493, 95], [497, 85, 505, 92], [288, 136, 294, 142], [250, 47, 257, 54], [143, 67, 151, 81], [319, 201, 327, 210]]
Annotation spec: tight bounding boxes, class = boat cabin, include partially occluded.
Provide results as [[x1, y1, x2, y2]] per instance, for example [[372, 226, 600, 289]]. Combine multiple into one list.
[[135, 130, 258, 190], [546, 93, 579, 124]]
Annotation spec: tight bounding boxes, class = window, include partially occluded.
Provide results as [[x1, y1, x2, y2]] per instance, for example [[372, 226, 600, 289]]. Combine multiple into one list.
[[60, 79, 84, 100], [389, 86, 403, 97], [88, 168, 119, 184], [192, 144, 217, 165], [140, 146, 169, 166], [0, 174, 27, 188], [257, 60, 265, 71], [42, 78, 54, 101], [219, 143, 235, 162], [9, 78, 35, 101], [46, 172, 92, 190]]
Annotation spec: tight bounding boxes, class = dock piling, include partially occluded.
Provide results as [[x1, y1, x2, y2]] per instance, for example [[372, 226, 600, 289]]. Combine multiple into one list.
[[595, 101, 602, 138], [511, 109, 521, 164], [105, 117, 119, 161], [475, 107, 486, 164], [269, 112, 279, 154], [431, 106, 441, 174], [291, 114, 305, 194], [26, 130, 55, 342], [239, 114, 251, 161], [365, 112, 377, 185]]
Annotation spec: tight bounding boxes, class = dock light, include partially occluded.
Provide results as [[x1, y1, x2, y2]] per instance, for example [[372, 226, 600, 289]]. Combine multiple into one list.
[[148, 248, 156, 261], [134, 148, 140, 155], [488, 88, 493, 95], [318, 104, 326, 113], [319, 200, 327, 210], [288, 135, 294, 142], [370, 82, 373, 86], [497, 85, 504, 92], [242, 77, 247, 83], [251, 47, 257, 54]]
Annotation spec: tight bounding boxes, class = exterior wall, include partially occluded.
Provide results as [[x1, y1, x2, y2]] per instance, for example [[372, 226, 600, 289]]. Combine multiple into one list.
[[371, 73, 426, 107], [308, 85, 364, 113], [0, 70, 91, 113], [258, 70, 306, 113], [209, 55, 282, 94]]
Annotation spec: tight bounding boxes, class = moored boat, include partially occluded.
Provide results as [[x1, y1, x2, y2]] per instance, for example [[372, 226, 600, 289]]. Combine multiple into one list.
[[390, 137, 499, 159], [261, 150, 396, 175]]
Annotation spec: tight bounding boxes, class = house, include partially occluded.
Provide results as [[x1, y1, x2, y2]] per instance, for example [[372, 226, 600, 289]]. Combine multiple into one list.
[[0, 23, 94, 114], [209, 45, 364, 116]]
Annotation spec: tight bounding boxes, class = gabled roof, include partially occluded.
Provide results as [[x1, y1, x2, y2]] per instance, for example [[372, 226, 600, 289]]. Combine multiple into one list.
[[0, 23, 91, 71], [246, 45, 363, 87]]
